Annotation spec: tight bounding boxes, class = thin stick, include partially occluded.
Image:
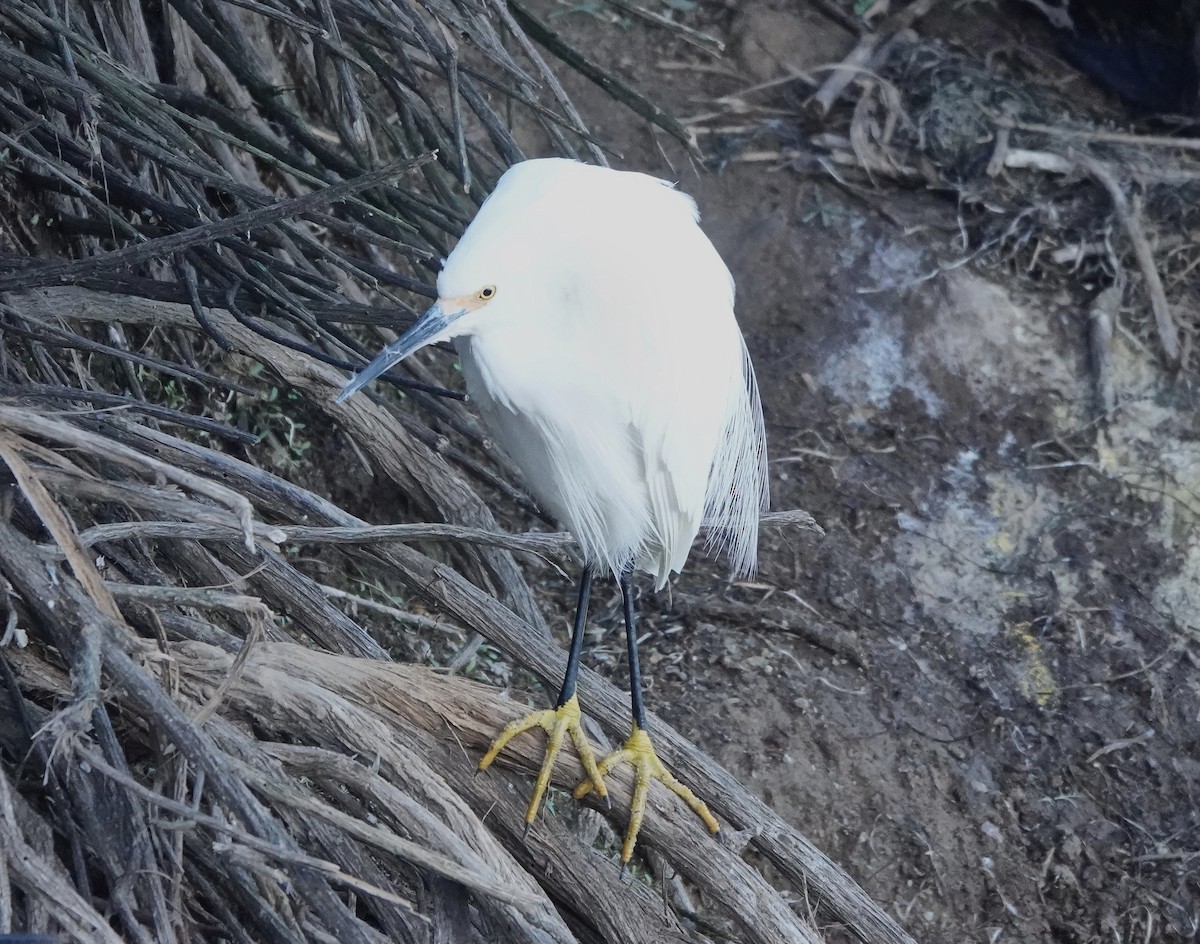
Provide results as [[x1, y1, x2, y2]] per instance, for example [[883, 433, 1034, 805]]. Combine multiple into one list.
[[0, 435, 126, 625], [0, 154, 437, 292], [601, 0, 724, 54], [66, 513, 819, 556], [315, 583, 463, 635], [509, 0, 697, 155], [1076, 156, 1181, 364], [241, 767, 548, 913], [813, 0, 940, 113], [0, 382, 258, 443], [0, 406, 257, 551], [0, 768, 125, 944], [78, 749, 422, 914], [1000, 118, 1200, 152]]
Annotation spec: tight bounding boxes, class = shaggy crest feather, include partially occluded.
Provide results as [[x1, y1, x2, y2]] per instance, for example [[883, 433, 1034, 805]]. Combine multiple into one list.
[[701, 337, 770, 578]]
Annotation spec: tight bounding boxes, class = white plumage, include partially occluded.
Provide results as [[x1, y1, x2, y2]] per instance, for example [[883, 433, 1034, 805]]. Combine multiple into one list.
[[338, 157, 770, 862], [445, 159, 767, 586], [340, 157, 768, 587]]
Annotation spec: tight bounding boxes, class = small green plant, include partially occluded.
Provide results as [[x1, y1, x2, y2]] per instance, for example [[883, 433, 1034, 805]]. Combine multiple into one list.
[[134, 366, 191, 411], [800, 188, 845, 228], [228, 383, 315, 471]]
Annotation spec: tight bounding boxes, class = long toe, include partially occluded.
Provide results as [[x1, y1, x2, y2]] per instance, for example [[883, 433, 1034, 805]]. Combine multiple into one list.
[[478, 694, 607, 829], [575, 723, 720, 867]]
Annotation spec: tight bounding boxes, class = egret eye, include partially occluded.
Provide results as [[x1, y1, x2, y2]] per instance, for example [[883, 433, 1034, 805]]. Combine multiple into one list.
[[477, 285, 497, 301]]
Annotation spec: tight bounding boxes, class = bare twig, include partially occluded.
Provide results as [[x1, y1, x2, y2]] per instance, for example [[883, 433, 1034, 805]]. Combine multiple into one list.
[[0, 406, 257, 550], [1077, 156, 1181, 364], [0, 768, 125, 944], [813, 0, 940, 114], [0, 155, 438, 292], [68, 514, 815, 557], [1087, 284, 1121, 418], [80, 746, 544, 914], [0, 435, 127, 625], [999, 118, 1200, 152]]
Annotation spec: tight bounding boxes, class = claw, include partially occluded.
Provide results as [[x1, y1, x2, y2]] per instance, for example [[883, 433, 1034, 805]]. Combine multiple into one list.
[[478, 693, 608, 828], [575, 723, 720, 866]]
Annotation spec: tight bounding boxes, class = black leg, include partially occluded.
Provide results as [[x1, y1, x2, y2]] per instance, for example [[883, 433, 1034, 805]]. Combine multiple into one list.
[[619, 569, 647, 729], [555, 565, 593, 707]]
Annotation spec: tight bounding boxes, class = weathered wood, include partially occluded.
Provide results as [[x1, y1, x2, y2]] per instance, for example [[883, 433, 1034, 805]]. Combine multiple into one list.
[[9, 286, 550, 638], [4, 287, 910, 944], [171, 640, 813, 944]]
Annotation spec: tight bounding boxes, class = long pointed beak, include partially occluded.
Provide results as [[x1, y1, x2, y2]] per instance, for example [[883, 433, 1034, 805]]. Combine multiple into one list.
[[336, 304, 462, 403]]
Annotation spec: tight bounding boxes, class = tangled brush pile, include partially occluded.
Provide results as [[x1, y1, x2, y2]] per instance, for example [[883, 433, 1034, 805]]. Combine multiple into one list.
[[0, 1, 902, 943]]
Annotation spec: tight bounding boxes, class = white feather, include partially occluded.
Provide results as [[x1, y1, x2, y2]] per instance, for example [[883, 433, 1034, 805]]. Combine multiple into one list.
[[440, 158, 768, 586]]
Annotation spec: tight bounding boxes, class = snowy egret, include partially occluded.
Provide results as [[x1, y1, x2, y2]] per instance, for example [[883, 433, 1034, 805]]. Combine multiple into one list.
[[338, 158, 768, 866]]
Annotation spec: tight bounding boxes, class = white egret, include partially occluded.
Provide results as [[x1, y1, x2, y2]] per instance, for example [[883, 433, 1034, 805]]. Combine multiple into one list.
[[337, 157, 768, 866]]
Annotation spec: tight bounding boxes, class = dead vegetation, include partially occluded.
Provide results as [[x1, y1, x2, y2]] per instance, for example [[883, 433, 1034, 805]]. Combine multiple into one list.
[[8, 0, 1197, 939], [696, 0, 1200, 381], [0, 0, 893, 942]]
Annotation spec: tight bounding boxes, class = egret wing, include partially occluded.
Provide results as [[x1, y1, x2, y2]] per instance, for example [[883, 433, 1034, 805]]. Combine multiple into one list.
[[616, 199, 767, 585]]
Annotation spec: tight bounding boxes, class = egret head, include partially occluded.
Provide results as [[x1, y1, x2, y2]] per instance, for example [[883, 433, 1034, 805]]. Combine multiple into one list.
[[336, 157, 714, 404], [334, 168, 547, 404], [334, 275, 502, 403]]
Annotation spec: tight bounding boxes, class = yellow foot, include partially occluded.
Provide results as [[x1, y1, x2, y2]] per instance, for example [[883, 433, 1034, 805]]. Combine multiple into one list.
[[574, 723, 720, 867], [478, 693, 608, 830]]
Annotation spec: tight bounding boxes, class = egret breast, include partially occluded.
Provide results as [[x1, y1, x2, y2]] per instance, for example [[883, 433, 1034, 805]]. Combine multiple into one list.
[[458, 333, 655, 578]]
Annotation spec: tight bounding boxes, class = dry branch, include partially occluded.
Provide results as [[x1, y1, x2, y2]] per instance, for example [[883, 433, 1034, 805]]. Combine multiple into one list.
[[175, 639, 823, 944], [0, 404, 256, 550], [1075, 156, 1181, 365], [64, 511, 818, 559], [0, 155, 437, 293], [0, 0, 900, 938], [0, 767, 125, 944], [0, 435, 127, 626], [812, 0, 942, 114], [2, 283, 907, 944], [9, 285, 549, 635], [0, 523, 379, 944]]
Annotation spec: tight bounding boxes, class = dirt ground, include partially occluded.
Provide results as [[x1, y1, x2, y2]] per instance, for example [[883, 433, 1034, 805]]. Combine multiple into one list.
[[387, 2, 1198, 942]]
